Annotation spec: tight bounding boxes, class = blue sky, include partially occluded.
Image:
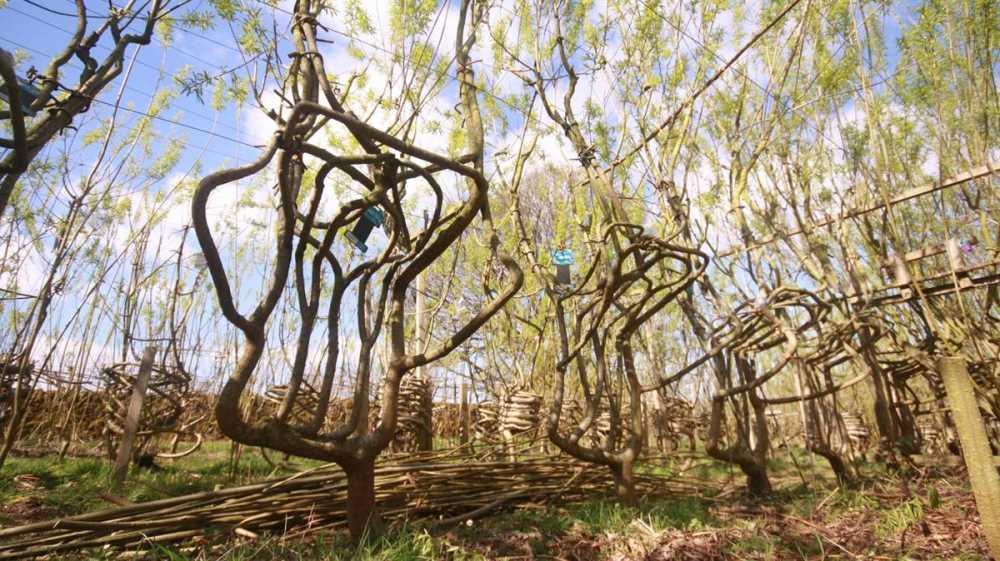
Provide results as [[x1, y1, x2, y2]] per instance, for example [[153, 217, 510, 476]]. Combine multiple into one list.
[[1, 0, 266, 163]]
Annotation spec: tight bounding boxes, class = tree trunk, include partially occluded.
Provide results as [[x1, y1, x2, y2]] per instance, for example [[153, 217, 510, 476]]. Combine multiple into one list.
[[745, 463, 773, 496], [799, 371, 853, 486], [860, 334, 898, 459], [0, 387, 30, 468], [0, 419, 20, 467], [705, 393, 773, 497], [611, 460, 638, 506], [810, 443, 852, 485], [893, 388, 920, 456], [346, 460, 379, 541]]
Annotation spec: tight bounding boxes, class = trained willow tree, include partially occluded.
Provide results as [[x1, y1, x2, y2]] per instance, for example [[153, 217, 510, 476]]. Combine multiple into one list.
[[786, 309, 887, 483], [617, 0, 849, 493], [0, 0, 177, 464], [712, 0, 999, 462], [192, 0, 520, 540], [703, 288, 817, 495], [503, 161, 705, 503], [488, 0, 710, 503], [492, 0, 810, 499], [0, 9, 216, 466], [544, 227, 705, 504]]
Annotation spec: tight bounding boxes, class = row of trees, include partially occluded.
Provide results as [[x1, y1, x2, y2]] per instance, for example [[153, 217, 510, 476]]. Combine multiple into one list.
[[0, 0, 996, 542]]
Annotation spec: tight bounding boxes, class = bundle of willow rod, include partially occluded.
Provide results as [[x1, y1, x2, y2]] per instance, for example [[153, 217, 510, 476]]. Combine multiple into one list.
[[373, 374, 434, 452], [431, 402, 462, 439], [392, 373, 433, 452], [0, 450, 705, 559], [474, 391, 544, 443]]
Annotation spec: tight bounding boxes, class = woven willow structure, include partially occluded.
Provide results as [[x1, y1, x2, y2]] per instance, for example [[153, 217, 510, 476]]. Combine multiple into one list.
[[560, 399, 614, 448], [264, 382, 321, 429], [0, 450, 703, 560], [874, 346, 1000, 456], [431, 402, 462, 441], [0, 358, 29, 430], [389, 374, 433, 452], [650, 395, 705, 452], [499, 391, 543, 436], [101, 362, 199, 460], [839, 412, 871, 455], [473, 391, 543, 453], [472, 401, 499, 442]]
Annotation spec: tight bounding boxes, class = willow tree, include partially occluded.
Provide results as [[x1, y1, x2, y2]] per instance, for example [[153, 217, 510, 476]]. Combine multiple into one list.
[[0, 18, 214, 466], [483, 0, 712, 502], [502, 160, 704, 501], [0, 0, 213, 465], [545, 229, 705, 503], [492, 0, 813, 496], [192, 0, 519, 539], [714, 0, 1000, 461], [0, 0, 188, 220]]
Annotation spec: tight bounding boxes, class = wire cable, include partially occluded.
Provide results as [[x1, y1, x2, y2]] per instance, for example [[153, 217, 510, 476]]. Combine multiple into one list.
[[0, 36, 261, 151], [8, 2, 248, 136]]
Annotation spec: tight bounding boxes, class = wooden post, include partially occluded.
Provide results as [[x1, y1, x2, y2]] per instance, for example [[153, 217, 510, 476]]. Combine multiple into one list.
[[412, 210, 432, 451], [460, 383, 470, 445], [58, 366, 76, 460], [110, 346, 156, 489], [423, 374, 434, 450], [945, 238, 973, 288], [891, 256, 913, 299], [938, 356, 1000, 558]]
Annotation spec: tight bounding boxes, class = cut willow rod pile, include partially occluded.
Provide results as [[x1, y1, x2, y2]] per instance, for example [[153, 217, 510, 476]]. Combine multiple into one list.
[[0, 450, 704, 559]]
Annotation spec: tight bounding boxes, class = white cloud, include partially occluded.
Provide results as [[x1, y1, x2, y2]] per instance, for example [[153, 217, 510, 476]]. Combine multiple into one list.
[[246, 90, 281, 145]]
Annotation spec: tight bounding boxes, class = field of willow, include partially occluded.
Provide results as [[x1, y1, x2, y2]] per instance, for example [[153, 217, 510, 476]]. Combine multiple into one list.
[[0, 0, 997, 559]]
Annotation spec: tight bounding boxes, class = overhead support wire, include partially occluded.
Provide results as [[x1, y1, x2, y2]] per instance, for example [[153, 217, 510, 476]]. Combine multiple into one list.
[[718, 162, 1000, 258]]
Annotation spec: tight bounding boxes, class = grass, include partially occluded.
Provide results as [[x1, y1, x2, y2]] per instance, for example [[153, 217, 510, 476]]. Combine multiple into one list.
[[0, 441, 327, 523], [729, 534, 780, 557], [0, 443, 990, 560], [160, 528, 485, 561], [129, 494, 718, 561], [875, 496, 924, 539], [565, 495, 714, 532]]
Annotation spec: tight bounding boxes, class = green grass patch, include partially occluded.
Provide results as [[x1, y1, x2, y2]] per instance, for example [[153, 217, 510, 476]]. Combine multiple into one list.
[[564, 494, 715, 533], [875, 496, 924, 539], [3, 441, 979, 560], [1, 456, 112, 517], [0, 443, 327, 522]]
